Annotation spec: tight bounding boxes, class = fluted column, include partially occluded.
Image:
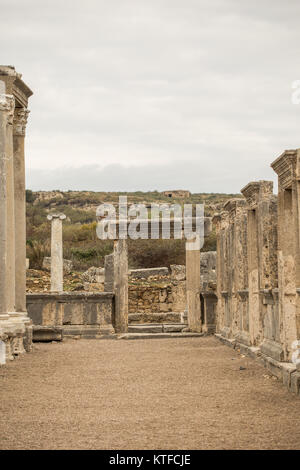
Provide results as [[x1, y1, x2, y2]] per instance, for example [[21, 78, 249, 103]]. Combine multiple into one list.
[[0, 93, 17, 360], [5, 96, 16, 316], [0, 94, 14, 319], [13, 108, 30, 314]]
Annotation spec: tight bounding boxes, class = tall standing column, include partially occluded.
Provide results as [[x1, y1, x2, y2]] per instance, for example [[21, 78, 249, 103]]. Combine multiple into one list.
[[13, 108, 30, 314], [0, 94, 14, 319], [0, 93, 17, 359], [186, 235, 201, 332], [113, 239, 128, 333], [5, 95, 16, 316], [47, 214, 66, 292], [0, 66, 33, 356]]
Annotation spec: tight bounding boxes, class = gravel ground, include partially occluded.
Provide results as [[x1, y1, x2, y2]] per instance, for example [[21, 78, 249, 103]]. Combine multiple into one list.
[[0, 336, 299, 450]]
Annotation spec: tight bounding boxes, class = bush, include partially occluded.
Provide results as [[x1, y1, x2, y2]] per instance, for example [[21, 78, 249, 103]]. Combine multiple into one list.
[[26, 240, 50, 269]]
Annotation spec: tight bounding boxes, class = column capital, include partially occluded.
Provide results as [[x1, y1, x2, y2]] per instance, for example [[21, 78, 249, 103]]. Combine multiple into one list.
[[13, 108, 30, 136], [0, 94, 15, 125], [47, 213, 66, 221]]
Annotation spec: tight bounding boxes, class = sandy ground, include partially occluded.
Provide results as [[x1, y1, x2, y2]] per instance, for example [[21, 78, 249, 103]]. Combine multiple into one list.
[[0, 336, 299, 450]]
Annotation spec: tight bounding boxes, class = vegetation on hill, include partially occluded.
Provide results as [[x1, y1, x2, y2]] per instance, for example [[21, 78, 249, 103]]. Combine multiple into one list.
[[26, 190, 240, 271]]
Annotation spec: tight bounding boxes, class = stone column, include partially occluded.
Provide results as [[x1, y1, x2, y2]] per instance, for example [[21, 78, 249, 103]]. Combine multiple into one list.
[[0, 93, 17, 359], [13, 108, 30, 314], [113, 240, 128, 333], [0, 94, 12, 318], [47, 214, 66, 292], [5, 95, 16, 316], [185, 235, 201, 332]]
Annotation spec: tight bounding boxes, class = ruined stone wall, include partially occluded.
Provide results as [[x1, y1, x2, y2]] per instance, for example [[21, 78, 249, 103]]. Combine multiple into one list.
[[126, 260, 216, 316], [213, 182, 281, 354], [26, 292, 114, 340], [213, 158, 300, 393], [128, 266, 186, 314]]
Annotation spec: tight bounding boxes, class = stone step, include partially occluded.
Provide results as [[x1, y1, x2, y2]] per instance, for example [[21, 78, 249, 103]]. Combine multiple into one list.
[[128, 323, 187, 334], [32, 326, 63, 342], [128, 312, 184, 325], [118, 332, 203, 340]]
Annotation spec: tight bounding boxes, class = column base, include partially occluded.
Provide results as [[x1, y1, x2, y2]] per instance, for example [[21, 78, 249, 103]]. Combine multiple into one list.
[[2, 311, 33, 356], [0, 319, 20, 361]]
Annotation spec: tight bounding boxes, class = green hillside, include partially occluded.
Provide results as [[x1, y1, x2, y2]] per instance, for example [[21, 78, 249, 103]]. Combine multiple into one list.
[[26, 190, 241, 271]]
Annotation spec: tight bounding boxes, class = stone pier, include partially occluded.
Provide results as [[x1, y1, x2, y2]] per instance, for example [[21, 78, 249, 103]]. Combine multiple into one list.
[[47, 214, 66, 293], [185, 236, 202, 332], [213, 151, 300, 395], [271, 150, 300, 363], [113, 240, 128, 333], [241, 181, 280, 357]]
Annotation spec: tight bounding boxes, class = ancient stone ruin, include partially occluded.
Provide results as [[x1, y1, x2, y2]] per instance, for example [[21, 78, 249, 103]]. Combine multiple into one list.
[[213, 151, 300, 393], [1, 64, 300, 397], [0, 66, 33, 358]]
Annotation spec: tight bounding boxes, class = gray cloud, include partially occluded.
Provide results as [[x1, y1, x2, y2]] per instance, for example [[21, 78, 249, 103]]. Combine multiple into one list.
[[1, 0, 300, 192]]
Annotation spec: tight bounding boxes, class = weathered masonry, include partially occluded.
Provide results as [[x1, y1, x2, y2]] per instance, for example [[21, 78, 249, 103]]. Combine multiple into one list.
[[26, 217, 217, 340], [0, 66, 33, 358], [213, 149, 300, 395]]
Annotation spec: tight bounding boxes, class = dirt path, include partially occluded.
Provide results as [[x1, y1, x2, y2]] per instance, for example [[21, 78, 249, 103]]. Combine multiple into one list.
[[0, 336, 299, 450]]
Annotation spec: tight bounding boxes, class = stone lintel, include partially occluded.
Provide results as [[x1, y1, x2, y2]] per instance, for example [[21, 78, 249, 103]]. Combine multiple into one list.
[[241, 180, 273, 208], [101, 216, 212, 239], [271, 149, 298, 190], [223, 198, 246, 212], [0, 66, 33, 108], [26, 292, 114, 302]]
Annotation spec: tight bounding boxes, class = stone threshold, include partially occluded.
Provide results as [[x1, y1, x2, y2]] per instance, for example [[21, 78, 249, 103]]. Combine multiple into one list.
[[117, 332, 204, 340], [215, 334, 300, 396], [33, 325, 116, 341], [128, 323, 187, 334]]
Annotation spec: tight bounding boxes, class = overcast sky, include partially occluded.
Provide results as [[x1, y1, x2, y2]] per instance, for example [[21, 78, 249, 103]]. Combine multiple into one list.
[[2, 0, 300, 193]]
